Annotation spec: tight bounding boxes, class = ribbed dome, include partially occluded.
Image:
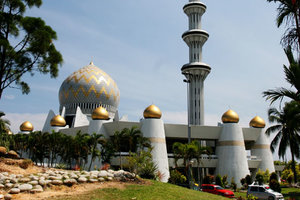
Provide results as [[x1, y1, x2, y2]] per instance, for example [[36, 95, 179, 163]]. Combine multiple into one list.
[[50, 115, 66, 127], [222, 109, 239, 123], [92, 106, 109, 120], [58, 62, 120, 118], [250, 116, 265, 128], [20, 121, 34, 132], [144, 105, 162, 119]]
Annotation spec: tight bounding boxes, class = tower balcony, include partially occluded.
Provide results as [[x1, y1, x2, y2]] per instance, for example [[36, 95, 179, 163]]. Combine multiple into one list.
[[182, 30, 209, 47], [183, 2, 206, 16], [181, 62, 211, 79]]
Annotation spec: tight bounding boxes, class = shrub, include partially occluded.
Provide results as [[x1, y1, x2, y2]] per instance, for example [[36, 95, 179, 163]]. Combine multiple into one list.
[[222, 175, 228, 187], [240, 178, 246, 186], [19, 159, 33, 169], [127, 148, 157, 180], [168, 169, 187, 185], [203, 175, 214, 184], [269, 179, 281, 192], [230, 177, 237, 192], [247, 194, 258, 200], [269, 172, 278, 181], [245, 174, 252, 185], [216, 174, 223, 187], [255, 173, 264, 185]]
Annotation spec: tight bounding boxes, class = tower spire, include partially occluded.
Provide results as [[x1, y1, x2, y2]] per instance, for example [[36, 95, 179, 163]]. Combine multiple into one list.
[[182, 0, 210, 125]]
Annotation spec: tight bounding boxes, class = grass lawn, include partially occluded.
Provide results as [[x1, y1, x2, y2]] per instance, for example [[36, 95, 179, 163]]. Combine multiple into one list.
[[49, 180, 228, 200], [235, 187, 300, 200]]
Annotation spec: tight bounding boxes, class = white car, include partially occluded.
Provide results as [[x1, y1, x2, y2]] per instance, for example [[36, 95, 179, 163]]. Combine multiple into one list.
[[247, 185, 284, 200]]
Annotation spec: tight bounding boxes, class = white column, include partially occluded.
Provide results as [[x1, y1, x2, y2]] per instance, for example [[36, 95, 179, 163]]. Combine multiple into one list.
[[141, 118, 170, 183]]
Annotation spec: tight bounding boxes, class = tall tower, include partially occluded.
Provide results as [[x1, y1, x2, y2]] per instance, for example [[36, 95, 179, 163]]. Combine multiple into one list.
[[182, 0, 210, 125]]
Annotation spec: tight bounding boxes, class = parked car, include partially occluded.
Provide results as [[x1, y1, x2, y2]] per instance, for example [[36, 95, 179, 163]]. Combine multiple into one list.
[[201, 184, 234, 198], [247, 184, 284, 200]]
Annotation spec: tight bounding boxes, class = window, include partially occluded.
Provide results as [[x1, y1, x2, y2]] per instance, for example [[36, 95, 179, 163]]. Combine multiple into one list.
[[250, 187, 258, 192], [259, 187, 265, 192]]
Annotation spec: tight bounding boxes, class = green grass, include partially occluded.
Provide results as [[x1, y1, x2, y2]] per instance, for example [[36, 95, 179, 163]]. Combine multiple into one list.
[[235, 187, 300, 200], [49, 180, 228, 200]]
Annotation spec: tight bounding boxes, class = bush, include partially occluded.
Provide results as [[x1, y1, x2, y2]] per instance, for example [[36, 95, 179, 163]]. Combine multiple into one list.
[[230, 177, 237, 192], [245, 174, 252, 185], [19, 159, 33, 169], [269, 172, 278, 181], [269, 179, 281, 192], [127, 148, 157, 180], [203, 175, 214, 184], [255, 173, 264, 185], [168, 170, 187, 185], [222, 175, 228, 187], [216, 174, 223, 187]]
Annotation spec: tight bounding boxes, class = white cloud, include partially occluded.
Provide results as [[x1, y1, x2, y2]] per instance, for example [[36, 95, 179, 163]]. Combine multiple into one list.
[[5, 113, 47, 133]]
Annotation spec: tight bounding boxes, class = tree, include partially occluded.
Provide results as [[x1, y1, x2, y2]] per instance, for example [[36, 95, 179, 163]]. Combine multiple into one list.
[[112, 130, 125, 169], [263, 46, 300, 104], [0, 111, 10, 133], [0, 0, 63, 99], [88, 132, 104, 171], [122, 126, 142, 153], [266, 0, 300, 53], [266, 101, 300, 183]]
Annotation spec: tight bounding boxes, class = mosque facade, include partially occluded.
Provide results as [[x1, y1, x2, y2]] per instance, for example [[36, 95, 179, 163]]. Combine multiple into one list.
[[18, 0, 279, 186]]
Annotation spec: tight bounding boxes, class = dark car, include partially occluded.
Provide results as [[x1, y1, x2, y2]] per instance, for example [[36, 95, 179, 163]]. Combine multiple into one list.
[[201, 184, 234, 198]]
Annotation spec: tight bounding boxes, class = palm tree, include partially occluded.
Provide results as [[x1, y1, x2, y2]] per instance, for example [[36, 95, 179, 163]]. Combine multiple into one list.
[[192, 140, 212, 185], [266, 0, 300, 51], [88, 133, 104, 171], [266, 101, 300, 183], [263, 46, 300, 104], [0, 111, 10, 133], [112, 130, 125, 169], [122, 126, 142, 152]]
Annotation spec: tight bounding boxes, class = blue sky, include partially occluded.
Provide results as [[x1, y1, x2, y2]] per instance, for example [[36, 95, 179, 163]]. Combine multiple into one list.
[[0, 0, 293, 159]]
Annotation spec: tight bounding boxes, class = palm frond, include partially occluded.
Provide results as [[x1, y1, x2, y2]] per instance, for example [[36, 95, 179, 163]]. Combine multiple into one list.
[[263, 87, 299, 104], [265, 124, 282, 136]]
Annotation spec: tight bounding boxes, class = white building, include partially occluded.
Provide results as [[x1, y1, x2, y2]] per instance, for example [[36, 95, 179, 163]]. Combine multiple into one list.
[[18, 0, 279, 186]]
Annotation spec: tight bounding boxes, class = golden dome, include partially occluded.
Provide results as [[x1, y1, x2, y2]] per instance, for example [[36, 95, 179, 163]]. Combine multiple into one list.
[[144, 104, 162, 119], [92, 106, 109, 120], [7, 130, 12, 135], [50, 115, 66, 127], [222, 109, 239, 123], [20, 121, 34, 132], [250, 116, 266, 128]]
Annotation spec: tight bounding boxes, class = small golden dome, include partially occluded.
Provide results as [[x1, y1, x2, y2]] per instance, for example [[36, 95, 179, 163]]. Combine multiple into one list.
[[20, 121, 34, 132], [50, 115, 66, 127], [222, 109, 239, 123], [92, 106, 109, 120], [144, 104, 162, 119], [7, 130, 12, 135], [250, 116, 266, 128]]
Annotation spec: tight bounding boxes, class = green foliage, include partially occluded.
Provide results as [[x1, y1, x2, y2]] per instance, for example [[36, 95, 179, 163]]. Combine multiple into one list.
[[126, 148, 157, 180], [245, 174, 252, 185], [216, 174, 223, 187], [203, 175, 214, 184], [246, 194, 258, 200], [222, 175, 228, 187], [0, 0, 63, 99], [270, 179, 281, 193], [230, 177, 237, 192], [255, 169, 270, 185], [168, 169, 187, 185], [0, 112, 10, 134], [255, 173, 264, 185]]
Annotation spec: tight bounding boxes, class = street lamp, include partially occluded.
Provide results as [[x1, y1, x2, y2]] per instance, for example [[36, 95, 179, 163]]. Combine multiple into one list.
[[183, 78, 191, 144]]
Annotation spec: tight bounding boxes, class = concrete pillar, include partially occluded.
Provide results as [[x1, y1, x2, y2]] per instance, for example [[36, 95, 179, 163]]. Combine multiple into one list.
[[215, 123, 250, 187], [141, 118, 170, 182]]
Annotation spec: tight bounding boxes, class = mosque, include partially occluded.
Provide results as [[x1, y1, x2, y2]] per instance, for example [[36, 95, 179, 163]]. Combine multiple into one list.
[[18, 0, 281, 185]]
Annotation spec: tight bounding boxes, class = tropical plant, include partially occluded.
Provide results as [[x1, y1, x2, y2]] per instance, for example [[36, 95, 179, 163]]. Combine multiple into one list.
[[263, 46, 300, 104], [168, 169, 187, 185], [216, 174, 223, 187], [266, 0, 300, 52], [112, 130, 125, 169], [122, 126, 142, 152], [0, 111, 10, 133], [88, 132, 104, 171], [266, 101, 300, 183], [126, 147, 157, 180], [0, 0, 63, 99]]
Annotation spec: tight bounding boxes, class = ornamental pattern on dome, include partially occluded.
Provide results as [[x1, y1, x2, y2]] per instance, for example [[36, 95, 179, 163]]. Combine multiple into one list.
[[59, 62, 120, 116]]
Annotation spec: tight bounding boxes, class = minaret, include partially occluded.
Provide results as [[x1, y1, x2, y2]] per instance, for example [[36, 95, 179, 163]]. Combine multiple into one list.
[[182, 0, 210, 125]]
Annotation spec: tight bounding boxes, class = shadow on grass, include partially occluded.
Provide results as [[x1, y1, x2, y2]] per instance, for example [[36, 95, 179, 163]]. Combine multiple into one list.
[[284, 191, 300, 200]]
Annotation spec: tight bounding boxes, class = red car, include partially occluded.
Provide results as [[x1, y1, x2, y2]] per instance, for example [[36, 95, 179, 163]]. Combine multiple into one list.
[[201, 184, 234, 198]]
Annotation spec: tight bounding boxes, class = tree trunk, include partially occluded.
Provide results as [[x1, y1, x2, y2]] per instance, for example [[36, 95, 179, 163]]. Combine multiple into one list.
[[290, 147, 298, 183]]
